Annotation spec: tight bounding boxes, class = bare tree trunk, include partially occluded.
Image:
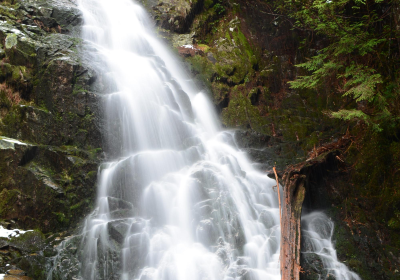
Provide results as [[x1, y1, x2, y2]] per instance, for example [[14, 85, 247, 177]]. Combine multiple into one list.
[[278, 150, 342, 279], [280, 171, 306, 280]]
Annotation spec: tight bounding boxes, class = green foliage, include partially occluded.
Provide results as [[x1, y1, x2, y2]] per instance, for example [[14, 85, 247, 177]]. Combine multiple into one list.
[[278, 0, 400, 131], [0, 188, 20, 217], [213, 0, 226, 15], [388, 209, 400, 229], [330, 109, 370, 123], [53, 212, 68, 224]]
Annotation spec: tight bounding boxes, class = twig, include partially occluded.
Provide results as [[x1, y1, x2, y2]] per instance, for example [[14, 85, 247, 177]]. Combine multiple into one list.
[[273, 167, 282, 231]]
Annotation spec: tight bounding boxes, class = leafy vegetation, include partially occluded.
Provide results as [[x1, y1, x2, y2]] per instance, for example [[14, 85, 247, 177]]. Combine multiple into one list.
[[268, 0, 400, 231], [272, 0, 400, 132]]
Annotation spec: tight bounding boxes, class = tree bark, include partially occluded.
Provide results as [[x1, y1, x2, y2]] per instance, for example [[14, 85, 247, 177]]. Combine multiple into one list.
[[277, 150, 342, 280], [280, 171, 306, 280]]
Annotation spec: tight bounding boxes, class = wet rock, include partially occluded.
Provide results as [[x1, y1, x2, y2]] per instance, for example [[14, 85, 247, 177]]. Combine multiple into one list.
[[148, 0, 205, 33], [129, 218, 146, 234], [107, 220, 130, 244], [178, 45, 204, 57], [170, 32, 194, 48], [0, 137, 100, 232], [258, 210, 276, 229], [6, 269, 26, 276], [4, 274, 29, 280], [8, 231, 46, 253], [109, 209, 137, 220], [14, 256, 45, 280], [0, 227, 50, 280], [233, 130, 300, 170], [0, 0, 104, 235], [19, 0, 83, 35], [107, 197, 134, 212], [122, 233, 149, 279], [300, 252, 323, 280], [207, 52, 217, 64]]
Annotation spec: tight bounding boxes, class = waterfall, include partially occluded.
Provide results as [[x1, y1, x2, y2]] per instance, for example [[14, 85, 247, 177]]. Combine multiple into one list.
[[301, 212, 361, 280], [76, 0, 281, 279]]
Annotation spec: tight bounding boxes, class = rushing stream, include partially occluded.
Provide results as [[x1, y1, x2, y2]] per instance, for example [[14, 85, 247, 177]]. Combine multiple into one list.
[[301, 212, 361, 280], [77, 0, 281, 279], [47, 1, 363, 280]]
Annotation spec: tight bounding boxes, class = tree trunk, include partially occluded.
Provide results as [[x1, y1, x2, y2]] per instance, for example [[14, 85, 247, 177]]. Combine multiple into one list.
[[280, 171, 306, 280]]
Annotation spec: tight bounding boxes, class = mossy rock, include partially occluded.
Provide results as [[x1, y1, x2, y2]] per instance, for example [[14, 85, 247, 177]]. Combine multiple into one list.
[[0, 189, 21, 218], [5, 34, 18, 49], [9, 230, 46, 253], [221, 85, 268, 133]]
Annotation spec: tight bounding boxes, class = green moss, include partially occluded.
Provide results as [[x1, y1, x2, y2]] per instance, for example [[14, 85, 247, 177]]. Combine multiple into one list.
[[72, 84, 88, 95], [5, 33, 17, 49], [10, 229, 45, 252], [232, 29, 253, 59], [210, 82, 230, 103], [221, 85, 268, 133], [88, 147, 102, 160], [197, 44, 210, 53], [0, 62, 13, 78], [87, 170, 97, 180], [0, 188, 21, 217], [248, 88, 259, 103], [388, 210, 400, 229], [70, 200, 84, 211], [53, 212, 69, 224], [187, 55, 215, 88], [55, 112, 63, 122], [0, 89, 12, 108], [225, 31, 231, 41], [346, 129, 400, 226], [12, 65, 21, 80], [204, 0, 214, 9], [232, 2, 241, 14], [6, 37, 37, 66]]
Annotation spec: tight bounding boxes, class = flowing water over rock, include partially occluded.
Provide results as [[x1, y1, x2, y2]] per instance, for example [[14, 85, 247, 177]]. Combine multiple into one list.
[[73, 0, 281, 279], [301, 212, 361, 280]]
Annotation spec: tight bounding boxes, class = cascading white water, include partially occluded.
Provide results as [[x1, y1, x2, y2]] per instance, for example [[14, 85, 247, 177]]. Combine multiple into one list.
[[301, 212, 361, 280], [77, 0, 281, 280]]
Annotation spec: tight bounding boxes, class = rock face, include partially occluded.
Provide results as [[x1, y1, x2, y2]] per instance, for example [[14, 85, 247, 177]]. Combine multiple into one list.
[[233, 130, 305, 171], [0, 0, 103, 233], [0, 227, 76, 280], [143, 0, 205, 33], [0, 0, 104, 278]]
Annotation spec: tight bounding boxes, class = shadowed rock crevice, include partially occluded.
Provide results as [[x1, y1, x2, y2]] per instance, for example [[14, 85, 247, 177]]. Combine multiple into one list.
[[18, 146, 38, 166]]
